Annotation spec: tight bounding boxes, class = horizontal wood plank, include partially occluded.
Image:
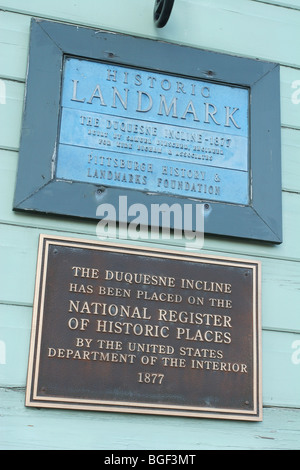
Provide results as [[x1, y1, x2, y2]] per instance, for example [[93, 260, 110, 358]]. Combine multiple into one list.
[[281, 128, 300, 193], [263, 330, 300, 408], [253, 0, 300, 10], [1, 303, 300, 408], [0, 224, 299, 333], [0, 147, 300, 267], [0, 386, 299, 449], [281, 67, 300, 131], [0, 151, 299, 263], [0, 12, 29, 81], [0, 79, 23, 151], [0, 1, 300, 76]]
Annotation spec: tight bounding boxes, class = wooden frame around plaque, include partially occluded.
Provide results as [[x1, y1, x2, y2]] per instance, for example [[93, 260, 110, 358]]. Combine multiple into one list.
[[14, 19, 282, 243]]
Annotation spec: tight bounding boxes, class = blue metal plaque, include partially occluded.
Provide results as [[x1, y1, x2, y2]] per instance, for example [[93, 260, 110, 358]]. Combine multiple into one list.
[[56, 58, 249, 205]]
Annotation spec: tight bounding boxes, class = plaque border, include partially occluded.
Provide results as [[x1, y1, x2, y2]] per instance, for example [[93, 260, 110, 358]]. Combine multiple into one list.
[[14, 19, 282, 243], [25, 234, 262, 421]]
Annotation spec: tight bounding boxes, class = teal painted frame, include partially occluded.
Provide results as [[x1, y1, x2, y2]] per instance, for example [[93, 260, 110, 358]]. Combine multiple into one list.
[[13, 19, 282, 243]]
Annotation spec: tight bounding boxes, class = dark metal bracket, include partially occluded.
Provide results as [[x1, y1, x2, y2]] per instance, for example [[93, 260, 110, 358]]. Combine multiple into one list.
[[154, 0, 175, 28]]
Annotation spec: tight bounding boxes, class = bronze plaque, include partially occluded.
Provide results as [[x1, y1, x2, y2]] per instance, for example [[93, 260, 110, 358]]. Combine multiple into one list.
[[26, 235, 262, 421]]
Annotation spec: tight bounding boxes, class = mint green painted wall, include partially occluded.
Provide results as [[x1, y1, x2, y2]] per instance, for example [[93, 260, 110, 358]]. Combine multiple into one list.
[[0, 0, 300, 449]]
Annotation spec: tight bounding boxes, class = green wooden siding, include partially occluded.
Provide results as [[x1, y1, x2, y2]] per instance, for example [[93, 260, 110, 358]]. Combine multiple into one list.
[[0, 0, 299, 449]]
